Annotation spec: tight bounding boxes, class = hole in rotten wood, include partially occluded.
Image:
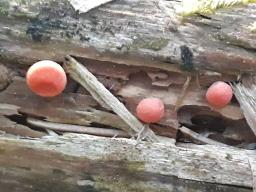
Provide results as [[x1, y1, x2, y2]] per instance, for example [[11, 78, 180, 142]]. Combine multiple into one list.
[[6, 114, 27, 126], [191, 115, 226, 133], [127, 71, 152, 88], [230, 95, 239, 105], [89, 122, 121, 130], [177, 105, 225, 133], [5, 114, 47, 133], [63, 78, 80, 93], [177, 105, 256, 148]]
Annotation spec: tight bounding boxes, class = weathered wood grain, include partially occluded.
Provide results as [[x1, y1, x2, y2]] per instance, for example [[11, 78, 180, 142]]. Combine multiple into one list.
[[0, 133, 253, 191], [1, 0, 255, 143], [0, 1, 256, 190], [0, 0, 255, 74]]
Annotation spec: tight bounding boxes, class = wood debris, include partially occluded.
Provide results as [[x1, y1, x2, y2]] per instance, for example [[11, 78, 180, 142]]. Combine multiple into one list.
[[69, 0, 115, 13], [64, 56, 158, 142], [0, 0, 255, 148]]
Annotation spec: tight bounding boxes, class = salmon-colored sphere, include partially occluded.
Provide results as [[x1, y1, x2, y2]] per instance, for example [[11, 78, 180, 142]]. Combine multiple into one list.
[[136, 98, 165, 123], [206, 81, 233, 109], [26, 60, 67, 97]]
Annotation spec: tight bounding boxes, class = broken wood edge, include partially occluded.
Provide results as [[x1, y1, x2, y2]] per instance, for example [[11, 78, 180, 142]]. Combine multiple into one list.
[[231, 83, 256, 136], [64, 55, 158, 142], [248, 156, 256, 192]]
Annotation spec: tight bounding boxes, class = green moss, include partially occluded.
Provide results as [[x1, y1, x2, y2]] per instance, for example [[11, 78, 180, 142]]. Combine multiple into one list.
[[21, 173, 82, 192], [0, 0, 40, 19], [12, 12, 38, 20], [92, 175, 171, 192], [20, 0, 27, 4], [180, 0, 256, 17], [225, 153, 232, 160], [214, 32, 254, 49], [79, 159, 156, 192], [124, 161, 145, 172], [132, 37, 169, 51], [0, 148, 6, 154], [0, 1, 9, 16]]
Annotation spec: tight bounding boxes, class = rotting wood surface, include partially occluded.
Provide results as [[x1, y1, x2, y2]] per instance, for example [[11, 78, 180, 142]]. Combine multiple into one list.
[[0, 0, 255, 142], [0, 0, 255, 74], [0, 133, 254, 192], [0, 0, 255, 143], [0, 0, 256, 191]]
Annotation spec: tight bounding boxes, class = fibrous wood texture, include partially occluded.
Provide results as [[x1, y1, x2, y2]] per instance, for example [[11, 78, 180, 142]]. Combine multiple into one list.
[[0, 133, 254, 192], [0, 0, 256, 191], [0, 0, 255, 74], [0, 0, 255, 137]]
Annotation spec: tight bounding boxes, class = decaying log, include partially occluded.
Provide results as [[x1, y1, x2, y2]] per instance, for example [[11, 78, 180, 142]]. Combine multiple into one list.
[[0, 77, 176, 138], [0, 0, 255, 74], [0, 0, 256, 190], [0, 75, 252, 144], [0, 133, 254, 192], [0, 0, 255, 142]]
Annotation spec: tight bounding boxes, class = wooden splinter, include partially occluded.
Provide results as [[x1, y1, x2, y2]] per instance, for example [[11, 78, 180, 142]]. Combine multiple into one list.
[[179, 126, 229, 147], [64, 55, 158, 142], [27, 118, 129, 138]]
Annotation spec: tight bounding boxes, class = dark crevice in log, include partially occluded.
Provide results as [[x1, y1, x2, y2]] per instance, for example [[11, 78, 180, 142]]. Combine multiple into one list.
[[64, 78, 81, 93], [177, 105, 256, 147], [0, 116, 46, 138], [6, 114, 27, 126], [5, 114, 46, 134], [191, 114, 226, 133], [89, 122, 118, 130]]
